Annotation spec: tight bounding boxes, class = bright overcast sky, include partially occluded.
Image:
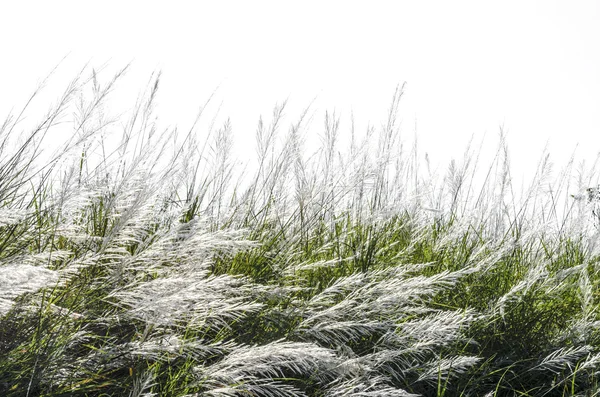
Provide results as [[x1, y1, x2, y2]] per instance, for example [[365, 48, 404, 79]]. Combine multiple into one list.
[[1, 1, 599, 185]]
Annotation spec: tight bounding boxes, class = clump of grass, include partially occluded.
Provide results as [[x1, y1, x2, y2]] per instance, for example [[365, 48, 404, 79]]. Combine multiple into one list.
[[1, 65, 600, 396]]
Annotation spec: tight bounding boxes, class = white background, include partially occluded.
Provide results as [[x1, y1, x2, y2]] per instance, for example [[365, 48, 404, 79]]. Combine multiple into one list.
[[1, 1, 599, 187]]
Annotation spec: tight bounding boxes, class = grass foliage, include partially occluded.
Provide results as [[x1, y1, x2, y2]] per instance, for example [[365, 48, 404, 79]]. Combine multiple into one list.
[[2, 66, 600, 396]]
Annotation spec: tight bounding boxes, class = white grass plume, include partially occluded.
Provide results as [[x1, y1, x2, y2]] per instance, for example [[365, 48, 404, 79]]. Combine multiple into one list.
[[0, 263, 58, 315], [196, 340, 339, 394], [531, 345, 591, 374], [415, 355, 481, 383], [326, 375, 418, 397], [109, 271, 263, 328]]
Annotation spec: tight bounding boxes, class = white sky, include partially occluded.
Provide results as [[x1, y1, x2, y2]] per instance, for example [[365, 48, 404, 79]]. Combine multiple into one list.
[[1, 0, 599, 187]]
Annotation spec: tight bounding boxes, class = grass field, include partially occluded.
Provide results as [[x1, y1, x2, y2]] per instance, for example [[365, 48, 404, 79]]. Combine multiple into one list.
[[1, 66, 600, 396]]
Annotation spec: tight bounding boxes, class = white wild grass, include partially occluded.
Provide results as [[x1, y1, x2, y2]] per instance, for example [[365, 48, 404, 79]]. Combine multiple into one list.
[[1, 65, 600, 396]]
